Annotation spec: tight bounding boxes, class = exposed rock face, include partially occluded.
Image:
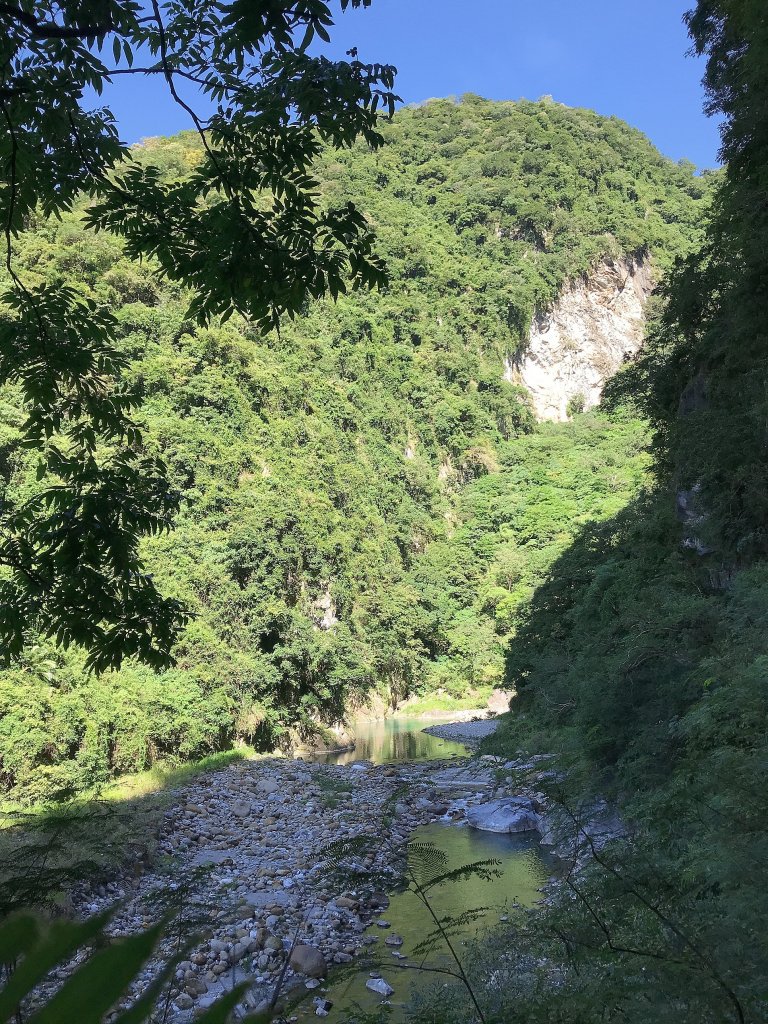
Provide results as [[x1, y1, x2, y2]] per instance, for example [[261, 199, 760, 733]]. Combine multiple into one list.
[[311, 587, 338, 630], [506, 253, 653, 422], [486, 689, 514, 715]]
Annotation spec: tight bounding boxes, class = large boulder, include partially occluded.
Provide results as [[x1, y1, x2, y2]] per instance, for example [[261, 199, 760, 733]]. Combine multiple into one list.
[[289, 944, 327, 979], [466, 798, 540, 834]]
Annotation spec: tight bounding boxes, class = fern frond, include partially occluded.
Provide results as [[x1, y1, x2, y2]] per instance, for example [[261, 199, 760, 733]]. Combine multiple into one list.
[[416, 857, 502, 893], [406, 840, 448, 886], [410, 908, 492, 956], [320, 834, 377, 867]]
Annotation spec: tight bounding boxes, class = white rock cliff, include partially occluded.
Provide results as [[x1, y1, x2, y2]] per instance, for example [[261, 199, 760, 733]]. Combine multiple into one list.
[[506, 253, 653, 422]]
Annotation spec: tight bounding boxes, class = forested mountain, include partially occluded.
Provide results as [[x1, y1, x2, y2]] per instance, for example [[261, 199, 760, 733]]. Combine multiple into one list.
[[0, 96, 711, 803]]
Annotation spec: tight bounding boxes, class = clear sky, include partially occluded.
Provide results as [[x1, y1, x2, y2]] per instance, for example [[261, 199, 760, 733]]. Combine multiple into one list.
[[106, 0, 722, 169]]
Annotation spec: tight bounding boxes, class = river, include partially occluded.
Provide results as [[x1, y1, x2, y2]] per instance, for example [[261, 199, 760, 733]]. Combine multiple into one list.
[[298, 717, 551, 1022], [313, 716, 469, 765]]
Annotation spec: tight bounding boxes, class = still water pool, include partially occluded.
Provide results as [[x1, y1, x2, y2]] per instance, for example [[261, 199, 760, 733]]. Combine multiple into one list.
[[318, 821, 549, 1022], [312, 717, 469, 765]]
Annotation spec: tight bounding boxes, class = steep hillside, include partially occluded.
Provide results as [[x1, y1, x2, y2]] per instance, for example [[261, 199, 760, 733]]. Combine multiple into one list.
[[0, 96, 710, 802]]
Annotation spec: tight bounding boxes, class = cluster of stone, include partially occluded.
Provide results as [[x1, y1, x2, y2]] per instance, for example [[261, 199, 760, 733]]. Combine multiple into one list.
[[72, 757, 461, 1019], [54, 744, 581, 1021]]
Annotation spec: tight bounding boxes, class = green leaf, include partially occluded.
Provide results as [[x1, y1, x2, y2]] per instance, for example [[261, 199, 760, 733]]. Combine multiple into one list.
[[0, 914, 40, 964], [28, 922, 163, 1024], [0, 912, 112, 1021]]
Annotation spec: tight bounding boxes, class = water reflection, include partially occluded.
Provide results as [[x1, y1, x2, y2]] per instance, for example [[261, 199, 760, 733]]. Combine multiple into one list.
[[312, 718, 468, 765], [307, 822, 550, 1023]]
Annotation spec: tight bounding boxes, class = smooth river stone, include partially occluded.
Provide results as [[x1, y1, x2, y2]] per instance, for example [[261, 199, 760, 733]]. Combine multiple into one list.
[[465, 798, 540, 834]]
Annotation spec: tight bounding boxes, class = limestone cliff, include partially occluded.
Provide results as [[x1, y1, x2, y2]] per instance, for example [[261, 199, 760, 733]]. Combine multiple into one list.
[[506, 253, 653, 421]]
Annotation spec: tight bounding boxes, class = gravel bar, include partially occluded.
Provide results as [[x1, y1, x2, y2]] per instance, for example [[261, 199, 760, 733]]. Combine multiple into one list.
[[422, 718, 500, 748]]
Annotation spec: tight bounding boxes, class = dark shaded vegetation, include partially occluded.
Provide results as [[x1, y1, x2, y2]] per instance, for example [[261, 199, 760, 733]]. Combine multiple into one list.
[[481, 3, 768, 1020]]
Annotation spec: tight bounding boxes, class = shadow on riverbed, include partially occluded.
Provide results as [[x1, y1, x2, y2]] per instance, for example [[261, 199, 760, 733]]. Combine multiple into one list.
[[0, 748, 252, 918]]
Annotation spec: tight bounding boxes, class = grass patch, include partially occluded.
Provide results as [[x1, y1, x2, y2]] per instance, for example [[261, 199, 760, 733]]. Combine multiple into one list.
[[316, 772, 353, 810], [397, 689, 493, 717], [101, 747, 256, 804]]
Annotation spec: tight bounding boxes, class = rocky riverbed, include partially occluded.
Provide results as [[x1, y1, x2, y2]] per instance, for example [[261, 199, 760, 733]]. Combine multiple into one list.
[[422, 717, 500, 748], [51, 746, 560, 1022]]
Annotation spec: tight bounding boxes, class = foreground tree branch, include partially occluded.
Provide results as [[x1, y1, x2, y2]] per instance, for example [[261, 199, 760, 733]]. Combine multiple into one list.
[[0, 0, 398, 671]]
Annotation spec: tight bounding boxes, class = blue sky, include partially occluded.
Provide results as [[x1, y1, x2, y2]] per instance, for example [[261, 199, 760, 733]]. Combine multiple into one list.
[[106, 0, 722, 169]]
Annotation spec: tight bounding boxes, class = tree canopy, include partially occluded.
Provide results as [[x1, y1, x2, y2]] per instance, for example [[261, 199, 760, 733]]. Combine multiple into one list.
[[0, 0, 396, 671]]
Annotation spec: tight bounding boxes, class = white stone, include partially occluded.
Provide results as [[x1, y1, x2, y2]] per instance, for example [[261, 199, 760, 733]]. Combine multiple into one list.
[[366, 978, 394, 997]]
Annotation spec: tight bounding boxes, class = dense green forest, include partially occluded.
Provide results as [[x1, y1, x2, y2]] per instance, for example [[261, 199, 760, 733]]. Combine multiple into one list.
[[2, 0, 767, 1020], [0, 97, 710, 803], [474, 8, 768, 1022]]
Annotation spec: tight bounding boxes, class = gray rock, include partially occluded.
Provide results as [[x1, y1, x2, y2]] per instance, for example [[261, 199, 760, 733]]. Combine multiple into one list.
[[430, 767, 495, 792], [250, 997, 273, 1016], [366, 977, 394, 997], [466, 798, 540, 834], [289, 944, 327, 979], [190, 849, 234, 867]]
